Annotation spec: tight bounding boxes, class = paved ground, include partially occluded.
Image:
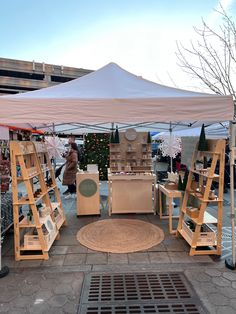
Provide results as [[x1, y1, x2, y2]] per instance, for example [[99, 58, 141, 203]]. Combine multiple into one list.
[[1, 183, 236, 313]]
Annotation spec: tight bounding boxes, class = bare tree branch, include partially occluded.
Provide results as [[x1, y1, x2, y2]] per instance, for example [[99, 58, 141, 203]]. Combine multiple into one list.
[[176, 5, 236, 107]]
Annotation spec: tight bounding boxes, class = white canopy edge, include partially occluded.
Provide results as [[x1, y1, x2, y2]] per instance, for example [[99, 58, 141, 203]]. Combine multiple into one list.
[[0, 96, 233, 124], [0, 62, 233, 124]]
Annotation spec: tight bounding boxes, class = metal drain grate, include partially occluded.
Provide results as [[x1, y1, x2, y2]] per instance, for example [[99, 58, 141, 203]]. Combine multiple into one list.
[[80, 303, 201, 313], [78, 273, 208, 314], [87, 273, 190, 302]]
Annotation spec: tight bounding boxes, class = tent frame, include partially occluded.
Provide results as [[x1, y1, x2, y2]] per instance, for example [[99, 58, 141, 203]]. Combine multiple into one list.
[[225, 121, 236, 269]]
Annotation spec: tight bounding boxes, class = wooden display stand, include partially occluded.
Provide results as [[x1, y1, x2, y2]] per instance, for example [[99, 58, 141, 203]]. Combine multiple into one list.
[[110, 131, 152, 173], [10, 141, 67, 261], [108, 129, 155, 215], [158, 184, 182, 234], [76, 171, 100, 216], [108, 172, 156, 215], [177, 139, 225, 256]]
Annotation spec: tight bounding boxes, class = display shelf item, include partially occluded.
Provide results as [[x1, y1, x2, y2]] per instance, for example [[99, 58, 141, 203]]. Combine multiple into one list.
[[177, 139, 225, 256], [110, 131, 152, 174], [191, 169, 219, 179], [38, 204, 50, 218], [10, 141, 67, 261], [179, 221, 216, 247], [23, 220, 57, 251]]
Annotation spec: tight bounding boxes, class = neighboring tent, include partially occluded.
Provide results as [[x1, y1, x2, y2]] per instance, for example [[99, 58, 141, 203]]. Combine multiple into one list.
[[0, 62, 233, 124], [152, 122, 229, 140], [0, 123, 45, 134]]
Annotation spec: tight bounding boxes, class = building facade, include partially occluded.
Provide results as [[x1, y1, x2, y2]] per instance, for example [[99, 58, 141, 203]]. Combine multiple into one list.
[[0, 57, 92, 95]]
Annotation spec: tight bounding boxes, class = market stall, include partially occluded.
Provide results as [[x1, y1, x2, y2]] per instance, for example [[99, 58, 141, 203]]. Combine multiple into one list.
[[0, 62, 234, 264]]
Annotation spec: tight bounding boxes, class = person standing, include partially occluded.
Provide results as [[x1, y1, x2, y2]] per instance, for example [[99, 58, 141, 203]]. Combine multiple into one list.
[[62, 142, 78, 198]]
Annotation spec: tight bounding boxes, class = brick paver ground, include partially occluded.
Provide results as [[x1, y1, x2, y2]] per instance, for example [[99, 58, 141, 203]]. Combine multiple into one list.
[[1, 185, 236, 313]]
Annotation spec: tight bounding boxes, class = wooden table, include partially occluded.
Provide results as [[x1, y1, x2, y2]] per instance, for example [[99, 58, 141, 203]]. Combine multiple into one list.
[[108, 173, 156, 215], [158, 184, 182, 234]]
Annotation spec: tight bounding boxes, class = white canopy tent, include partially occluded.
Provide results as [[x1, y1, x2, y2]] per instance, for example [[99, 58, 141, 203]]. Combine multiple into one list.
[[0, 62, 235, 268], [0, 62, 233, 125]]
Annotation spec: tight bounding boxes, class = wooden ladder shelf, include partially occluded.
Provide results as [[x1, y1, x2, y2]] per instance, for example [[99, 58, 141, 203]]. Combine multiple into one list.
[[10, 141, 67, 261], [177, 139, 225, 256]]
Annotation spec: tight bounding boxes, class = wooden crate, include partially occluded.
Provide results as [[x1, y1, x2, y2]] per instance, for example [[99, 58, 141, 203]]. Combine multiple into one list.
[[182, 221, 216, 246], [186, 208, 199, 219], [24, 232, 50, 250]]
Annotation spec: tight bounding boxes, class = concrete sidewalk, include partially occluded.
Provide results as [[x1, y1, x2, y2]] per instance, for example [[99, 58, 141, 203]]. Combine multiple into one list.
[[1, 186, 236, 313]]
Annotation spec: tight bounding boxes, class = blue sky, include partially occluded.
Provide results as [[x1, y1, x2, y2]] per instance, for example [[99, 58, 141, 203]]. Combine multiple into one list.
[[1, 0, 235, 90]]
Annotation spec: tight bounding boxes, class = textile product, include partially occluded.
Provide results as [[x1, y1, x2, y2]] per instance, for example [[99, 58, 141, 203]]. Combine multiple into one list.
[[77, 219, 164, 253], [0, 63, 233, 124]]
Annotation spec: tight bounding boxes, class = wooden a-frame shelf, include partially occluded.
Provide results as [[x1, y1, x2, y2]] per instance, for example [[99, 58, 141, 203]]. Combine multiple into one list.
[[177, 139, 225, 256], [10, 141, 67, 261]]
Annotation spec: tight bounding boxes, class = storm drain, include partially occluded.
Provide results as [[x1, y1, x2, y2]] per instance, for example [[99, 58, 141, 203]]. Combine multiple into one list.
[[78, 273, 207, 314]]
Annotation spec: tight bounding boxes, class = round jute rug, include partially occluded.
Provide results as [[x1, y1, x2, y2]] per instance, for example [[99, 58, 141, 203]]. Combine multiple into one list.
[[77, 219, 164, 253]]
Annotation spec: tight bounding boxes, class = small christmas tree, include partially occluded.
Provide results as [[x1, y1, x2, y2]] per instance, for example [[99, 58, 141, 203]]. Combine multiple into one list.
[[114, 126, 120, 143], [110, 132, 115, 143], [147, 131, 152, 143], [203, 156, 208, 169], [178, 175, 183, 191], [182, 170, 189, 191], [198, 124, 207, 151]]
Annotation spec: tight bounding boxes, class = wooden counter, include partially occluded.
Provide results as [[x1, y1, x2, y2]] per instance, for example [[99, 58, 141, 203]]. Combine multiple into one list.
[[108, 173, 156, 215], [158, 184, 182, 234], [76, 172, 100, 216]]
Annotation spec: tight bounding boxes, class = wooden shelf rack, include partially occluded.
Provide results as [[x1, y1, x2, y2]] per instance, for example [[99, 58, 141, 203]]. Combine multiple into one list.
[[177, 139, 225, 256], [10, 141, 67, 261]]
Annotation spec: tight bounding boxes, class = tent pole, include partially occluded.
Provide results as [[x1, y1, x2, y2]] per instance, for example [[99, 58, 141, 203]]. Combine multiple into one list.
[[225, 121, 236, 270], [0, 182, 9, 278], [170, 122, 173, 172], [52, 123, 56, 171], [111, 123, 114, 132]]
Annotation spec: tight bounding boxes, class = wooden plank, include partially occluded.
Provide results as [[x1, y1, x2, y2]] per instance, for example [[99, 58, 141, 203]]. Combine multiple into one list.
[[158, 184, 182, 198]]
